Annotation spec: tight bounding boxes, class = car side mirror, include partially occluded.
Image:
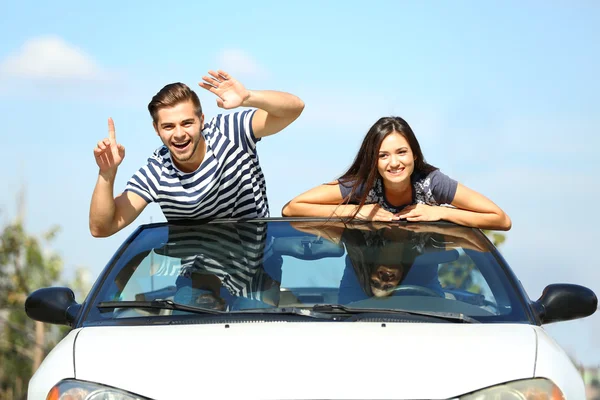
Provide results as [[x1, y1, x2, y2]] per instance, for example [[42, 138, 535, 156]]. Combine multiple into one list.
[[25, 287, 82, 327], [534, 284, 597, 324]]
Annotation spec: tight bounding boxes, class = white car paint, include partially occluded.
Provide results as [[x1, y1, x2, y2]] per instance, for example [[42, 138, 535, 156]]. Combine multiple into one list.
[[28, 321, 586, 399], [533, 325, 588, 398], [27, 329, 78, 400]]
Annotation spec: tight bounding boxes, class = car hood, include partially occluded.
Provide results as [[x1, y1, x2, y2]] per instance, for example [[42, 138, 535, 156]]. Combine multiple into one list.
[[74, 322, 536, 399]]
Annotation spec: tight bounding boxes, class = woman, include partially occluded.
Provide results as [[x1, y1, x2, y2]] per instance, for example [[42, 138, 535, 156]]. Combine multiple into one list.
[[282, 116, 511, 230]]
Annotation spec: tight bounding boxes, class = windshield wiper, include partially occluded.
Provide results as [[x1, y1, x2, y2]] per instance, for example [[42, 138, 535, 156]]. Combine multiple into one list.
[[311, 304, 479, 323], [97, 301, 335, 320], [97, 301, 476, 323], [97, 300, 224, 315]]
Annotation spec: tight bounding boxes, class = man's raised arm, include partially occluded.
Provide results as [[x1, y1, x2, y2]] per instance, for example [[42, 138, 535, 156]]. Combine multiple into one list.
[[89, 118, 148, 238], [198, 69, 304, 138]]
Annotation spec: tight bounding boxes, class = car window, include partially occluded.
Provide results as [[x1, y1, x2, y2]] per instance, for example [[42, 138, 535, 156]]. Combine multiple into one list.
[[84, 221, 529, 324]]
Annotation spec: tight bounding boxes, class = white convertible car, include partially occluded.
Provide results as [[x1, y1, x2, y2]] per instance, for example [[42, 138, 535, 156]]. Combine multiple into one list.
[[26, 219, 597, 399]]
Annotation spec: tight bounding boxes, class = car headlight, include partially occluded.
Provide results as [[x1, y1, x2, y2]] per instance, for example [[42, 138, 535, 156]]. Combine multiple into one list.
[[456, 378, 564, 399], [46, 379, 151, 400]]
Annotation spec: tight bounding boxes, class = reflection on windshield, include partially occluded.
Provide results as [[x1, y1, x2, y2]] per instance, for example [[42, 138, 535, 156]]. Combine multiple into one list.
[[93, 221, 526, 323]]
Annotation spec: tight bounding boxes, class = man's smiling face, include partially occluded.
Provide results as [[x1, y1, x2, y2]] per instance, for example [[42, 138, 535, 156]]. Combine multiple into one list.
[[154, 100, 205, 171]]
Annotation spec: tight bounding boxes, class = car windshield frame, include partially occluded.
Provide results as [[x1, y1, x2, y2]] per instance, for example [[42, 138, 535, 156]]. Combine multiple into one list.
[[76, 218, 536, 327]]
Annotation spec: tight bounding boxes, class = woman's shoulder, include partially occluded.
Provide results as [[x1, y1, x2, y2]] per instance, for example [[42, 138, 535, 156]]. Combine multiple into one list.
[[337, 176, 370, 201], [412, 168, 438, 182], [412, 168, 455, 184], [412, 168, 458, 204], [337, 177, 355, 188]]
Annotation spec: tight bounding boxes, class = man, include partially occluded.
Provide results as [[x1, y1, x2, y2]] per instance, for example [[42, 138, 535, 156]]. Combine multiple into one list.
[[89, 69, 304, 237]]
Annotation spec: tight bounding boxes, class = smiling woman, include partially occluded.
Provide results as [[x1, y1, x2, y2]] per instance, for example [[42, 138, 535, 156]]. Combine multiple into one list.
[[282, 116, 512, 231]]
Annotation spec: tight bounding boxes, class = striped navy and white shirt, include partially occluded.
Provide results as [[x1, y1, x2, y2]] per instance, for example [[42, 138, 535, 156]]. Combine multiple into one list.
[[155, 222, 279, 301], [125, 109, 269, 220]]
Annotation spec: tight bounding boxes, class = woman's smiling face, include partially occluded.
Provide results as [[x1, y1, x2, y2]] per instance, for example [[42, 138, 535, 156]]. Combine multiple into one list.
[[377, 132, 416, 186]]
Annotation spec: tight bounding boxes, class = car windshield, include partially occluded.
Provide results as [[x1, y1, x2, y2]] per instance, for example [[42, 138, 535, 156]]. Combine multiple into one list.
[[84, 220, 529, 324]]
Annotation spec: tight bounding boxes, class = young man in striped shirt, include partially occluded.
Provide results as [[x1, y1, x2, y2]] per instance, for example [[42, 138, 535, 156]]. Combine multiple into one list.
[[89, 69, 304, 237]]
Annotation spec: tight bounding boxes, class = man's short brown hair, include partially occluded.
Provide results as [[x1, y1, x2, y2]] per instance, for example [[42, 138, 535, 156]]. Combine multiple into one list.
[[148, 83, 203, 124]]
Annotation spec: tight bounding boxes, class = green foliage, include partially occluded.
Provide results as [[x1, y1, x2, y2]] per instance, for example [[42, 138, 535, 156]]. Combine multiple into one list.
[[0, 219, 88, 400], [438, 231, 507, 295], [482, 230, 506, 247], [438, 254, 482, 294], [0, 222, 62, 306]]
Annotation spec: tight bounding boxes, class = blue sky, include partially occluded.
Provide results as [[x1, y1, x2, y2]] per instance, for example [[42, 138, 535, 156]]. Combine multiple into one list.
[[1, 1, 599, 364]]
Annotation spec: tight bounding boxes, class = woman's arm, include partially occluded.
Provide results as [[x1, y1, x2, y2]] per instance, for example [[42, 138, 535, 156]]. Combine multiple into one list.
[[282, 182, 355, 217], [444, 183, 511, 230], [396, 183, 512, 231], [282, 182, 395, 221]]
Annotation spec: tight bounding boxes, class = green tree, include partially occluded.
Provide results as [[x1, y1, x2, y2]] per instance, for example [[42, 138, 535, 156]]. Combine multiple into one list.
[[482, 230, 506, 248], [0, 219, 65, 399], [438, 231, 506, 293], [0, 191, 90, 400]]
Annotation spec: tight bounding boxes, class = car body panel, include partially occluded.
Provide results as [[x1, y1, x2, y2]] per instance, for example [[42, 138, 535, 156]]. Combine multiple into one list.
[[26, 220, 591, 399], [533, 326, 586, 399], [27, 329, 79, 399], [69, 323, 539, 400]]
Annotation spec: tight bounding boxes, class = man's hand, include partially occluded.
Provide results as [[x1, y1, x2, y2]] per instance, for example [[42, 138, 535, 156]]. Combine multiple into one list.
[[394, 204, 444, 222], [94, 118, 125, 176], [356, 204, 395, 221], [198, 70, 250, 109]]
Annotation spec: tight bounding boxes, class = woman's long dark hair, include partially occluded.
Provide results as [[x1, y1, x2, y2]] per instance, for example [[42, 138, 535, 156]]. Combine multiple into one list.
[[338, 117, 437, 217]]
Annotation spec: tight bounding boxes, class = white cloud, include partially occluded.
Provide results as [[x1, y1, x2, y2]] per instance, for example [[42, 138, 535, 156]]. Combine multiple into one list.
[[216, 49, 268, 80], [0, 35, 108, 81], [0, 36, 140, 103]]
